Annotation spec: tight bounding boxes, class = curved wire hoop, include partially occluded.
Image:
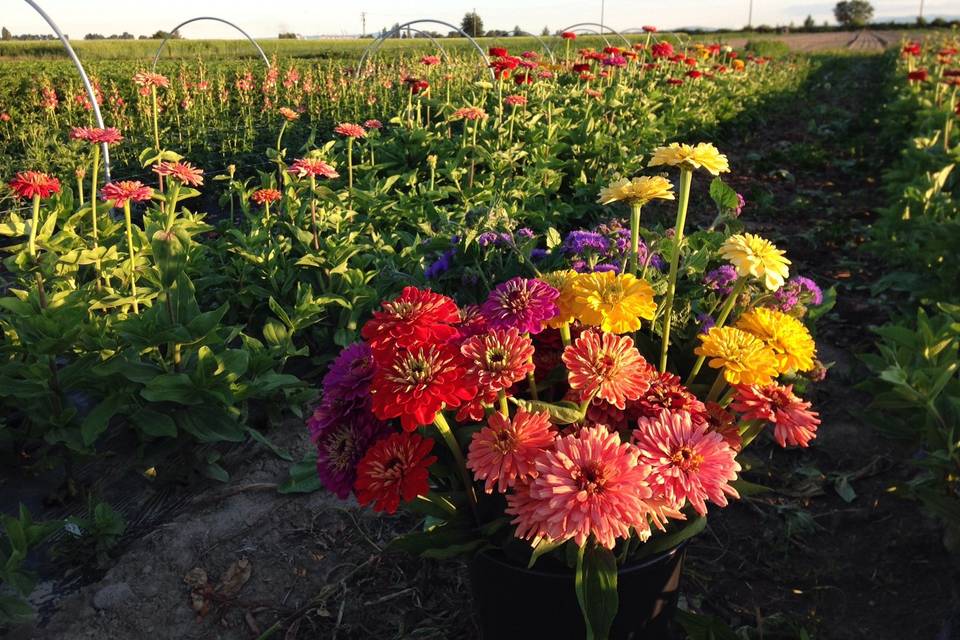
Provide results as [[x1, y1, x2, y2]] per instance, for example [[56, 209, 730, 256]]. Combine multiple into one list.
[[555, 22, 632, 51], [23, 0, 112, 180], [358, 20, 494, 80], [151, 16, 270, 71], [396, 28, 452, 63], [514, 31, 557, 64]]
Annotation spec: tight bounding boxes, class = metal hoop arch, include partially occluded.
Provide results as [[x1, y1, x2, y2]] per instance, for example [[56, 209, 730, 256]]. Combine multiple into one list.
[[358, 20, 494, 81], [151, 17, 270, 72], [23, 0, 112, 180], [554, 23, 632, 51], [514, 31, 557, 64], [564, 28, 612, 49], [388, 27, 452, 64]]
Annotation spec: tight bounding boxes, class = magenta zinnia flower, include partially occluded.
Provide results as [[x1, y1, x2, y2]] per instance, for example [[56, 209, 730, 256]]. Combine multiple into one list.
[[731, 384, 821, 448], [460, 328, 534, 394], [562, 330, 653, 410], [308, 399, 389, 499], [467, 408, 554, 494], [507, 425, 654, 549], [633, 410, 740, 516], [322, 342, 376, 402], [480, 277, 558, 335]]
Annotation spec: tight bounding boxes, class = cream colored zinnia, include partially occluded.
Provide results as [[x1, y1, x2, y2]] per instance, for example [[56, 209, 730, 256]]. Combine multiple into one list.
[[597, 175, 675, 206], [719, 233, 791, 291], [648, 142, 730, 175]]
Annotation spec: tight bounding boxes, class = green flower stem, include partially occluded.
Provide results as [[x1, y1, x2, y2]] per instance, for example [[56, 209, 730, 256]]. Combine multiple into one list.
[[28, 194, 40, 259], [122, 201, 140, 314], [685, 277, 746, 385], [276, 120, 288, 187], [150, 85, 160, 152], [497, 390, 510, 417], [433, 412, 477, 513], [738, 420, 766, 449], [527, 371, 539, 401], [559, 322, 572, 347], [628, 201, 643, 274], [89, 144, 102, 284], [346, 137, 354, 192], [164, 181, 182, 231], [706, 372, 727, 403], [309, 175, 320, 250], [658, 167, 693, 372]]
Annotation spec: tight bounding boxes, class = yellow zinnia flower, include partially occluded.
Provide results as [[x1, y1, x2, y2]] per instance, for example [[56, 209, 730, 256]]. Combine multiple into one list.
[[695, 326, 778, 386], [736, 307, 816, 373], [719, 233, 791, 291], [648, 142, 730, 175], [541, 269, 583, 329], [572, 271, 656, 334], [597, 176, 675, 206]]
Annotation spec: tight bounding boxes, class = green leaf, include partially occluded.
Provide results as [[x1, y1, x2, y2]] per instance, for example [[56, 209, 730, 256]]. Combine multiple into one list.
[[176, 406, 245, 443], [247, 427, 293, 461], [131, 408, 177, 438], [709, 177, 739, 213], [674, 609, 740, 640], [634, 515, 706, 559], [510, 398, 584, 425], [80, 394, 128, 446], [834, 476, 857, 503], [575, 543, 618, 640], [278, 451, 322, 494], [141, 373, 200, 405], [528, 538, 565, 568]]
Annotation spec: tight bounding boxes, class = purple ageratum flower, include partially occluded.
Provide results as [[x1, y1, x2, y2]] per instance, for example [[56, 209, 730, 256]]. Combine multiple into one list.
[[322, 342, 375, 402], [704, 265, 738, 296], [517, 227, 535, 239], [774, 276, 823, 311], [647, 254, 666, 272], [697, 313, 716, 335], [530, 248, 549, 261], [425, 248, 456, 280], [477, 232, 499, 247], [313, 407, 390, 499], [593, 262, 621, 274], [499, 232, 515, 246], [480, 277, 559, 335], [562, 230, 611, 256], [571, 259, 589, 273]]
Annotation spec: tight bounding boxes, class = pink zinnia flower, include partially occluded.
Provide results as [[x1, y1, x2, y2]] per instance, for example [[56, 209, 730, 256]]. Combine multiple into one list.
[[562, 330, 652, 410], [507, 425, 654, 549], [132, 71, 170, 88], [8, 171, 60, 200], [480, 277, 559, 335], [288, 157, 339, 179], [334, 122, 366, 138], [460, 328, 535, 394], [421, 55, 441, 66], [633, 410, 740, 516], [364, 119, 383, 130], [504, 94, 528, 107], [153, 161, 204, 186], [731, 384, 821, 448], [467, 408, 554, 494], [101, 181, 153, 208], [631, 371, 705, 421]]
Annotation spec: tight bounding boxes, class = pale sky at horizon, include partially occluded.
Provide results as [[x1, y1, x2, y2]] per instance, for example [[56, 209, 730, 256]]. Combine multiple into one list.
[[3, 1, 955, 38]]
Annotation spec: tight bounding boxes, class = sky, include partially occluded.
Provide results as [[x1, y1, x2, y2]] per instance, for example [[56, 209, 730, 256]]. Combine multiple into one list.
[[3, 0, 956, 38]]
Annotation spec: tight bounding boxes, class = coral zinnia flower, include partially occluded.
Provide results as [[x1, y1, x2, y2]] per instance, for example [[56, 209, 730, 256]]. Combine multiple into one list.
[[322, 342, 376, 402], [101, 181, 153, 208], [251, 188, 281, 205], [70, 126, 123, 145], [731, 384, 821, 448], [648, 142, 730, 175], [361, 286, 461, 355], [369, 344, 477, 431], [573, 271, 657, 334], [480, 277, 559, 335], [460, 328, 535, 393], [279, 107, 300, 121], [288, 157, 339, 179], [720, 233, 791, 291], [597, 175, 675, 206], [633, 409, 740, 516], [309, 402, 388, 499], [540, 270, 582, 329], [507, 425, 654, 549], [354, 432, 437, 513], [630, 371, 705, 420], [421, 55, 441, 66], [153, 161, 204, 186], [8, 171, 60, 200], [467, 408, 554, 494], [735, 307, 816, 372], [132, 71, 170, 88], [451, 106, 488, 121], [364, 119, 383, 130], [695, 326, 778, 386], [563, 329, 653, 409], [334, 122, 366, 138]]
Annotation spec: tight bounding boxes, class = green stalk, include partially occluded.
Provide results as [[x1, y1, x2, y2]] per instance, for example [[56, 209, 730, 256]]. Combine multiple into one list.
[[164, 181, 182, 231], [685, 277, 746, 385], [497, 390, 509, 417], [150, 85, 160, 152], [705, 372, 727, 403], [433, 412, 477, 513], [658, 168, 693, 372], [628, 201, 643, 274], [28, 194, 40, 259], [122, 201, 140, 314], [309, 175, 320, 250], [560, 322, 572, 347], [346, 137, 354, 192]]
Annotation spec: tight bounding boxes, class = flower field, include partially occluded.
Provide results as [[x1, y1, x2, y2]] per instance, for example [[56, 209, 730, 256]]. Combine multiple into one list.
[[0, 24, 958, 640]]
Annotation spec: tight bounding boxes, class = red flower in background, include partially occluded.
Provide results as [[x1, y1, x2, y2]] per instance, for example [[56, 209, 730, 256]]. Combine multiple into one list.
[[561, 32, 577, 40], [334, 122, 366, 138], [354, 432, 437, 514], [8, 171, 60, 200], [489, 47, 509, 57], [153, 160, 204, 186], [70, 126, 123, 145], [250, 188, 281, 205], [907, 69, 929, 82], [361, 286, 461, 355], [651, 42, 674, 58], [0, 113, 9, 122], [364, 119, 383, 129], [421, 55, 441, 66], [643, 25, 658, 32], [101, 181, 153, 208]]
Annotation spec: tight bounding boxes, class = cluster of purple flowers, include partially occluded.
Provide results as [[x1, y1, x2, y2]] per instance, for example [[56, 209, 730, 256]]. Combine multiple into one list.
[[561, 219, 665, 274], [306, 343, 389, 498], [774, 276, 823, 312], [477, 227, 536, 249], [562, 230, 610, 255], [425, 249, 456, 279], [704, 265, 738, 296]]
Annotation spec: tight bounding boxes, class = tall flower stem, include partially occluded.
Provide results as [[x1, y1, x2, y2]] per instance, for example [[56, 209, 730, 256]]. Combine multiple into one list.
[[497, 390, 510, 417], [122, 201, 140, 314], [685, 277, 746, 385], [27, 194, 47, 306], [658, 168, 693, 372], [309, 175, 320, 250], [705, 372, 727, 403], [346, 137, 354, 192], [89, 145, 102, 285], [628, 201, 643, 274], [433, 412, 477, 514], [275, 120, 288, 188], [150, 86, 160, 152]]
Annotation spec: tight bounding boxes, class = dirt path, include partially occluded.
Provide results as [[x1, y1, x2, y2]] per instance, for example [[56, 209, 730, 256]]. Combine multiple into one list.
[[683, 53, 958, 638]]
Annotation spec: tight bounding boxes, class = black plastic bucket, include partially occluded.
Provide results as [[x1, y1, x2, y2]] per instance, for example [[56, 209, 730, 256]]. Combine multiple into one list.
[[468, 542, 687, 640]]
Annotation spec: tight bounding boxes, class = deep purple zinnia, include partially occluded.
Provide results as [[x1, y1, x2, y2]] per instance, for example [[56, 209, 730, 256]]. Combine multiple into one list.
[[322, 342, 376, 402], [704, 265, 738, 296], [313, 409, 390, 499], [481, 277, 559, 335]]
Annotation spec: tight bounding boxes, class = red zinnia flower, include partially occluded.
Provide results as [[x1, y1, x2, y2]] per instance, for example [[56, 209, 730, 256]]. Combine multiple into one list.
[[630, 371, 704, 421], [460, 328, 535, 394], [562, 330, 653, 410], [361, 286, 461, 355], [572, 63, 591, 73], [251, 188, 281, 205], [354, 432, 437, 514], [369, 344, 477, 431], [561, 32, 577, 40], [8, 171, 60, 200], [666, 78, 684, 86], [421, 55, 441, 66], [101, 181, 153, 208], [489, 47, 509, 58], [643, 25, 658, 32], [687, 70, 703, 79], [288, 157, 339, 179], [132, 71, 170, 88], [731, 384, 821, 448], [153, 161, 204, 186], [651, 42, 674, 59], [467, 408, 554, 494], [907, 69, 928, 82]]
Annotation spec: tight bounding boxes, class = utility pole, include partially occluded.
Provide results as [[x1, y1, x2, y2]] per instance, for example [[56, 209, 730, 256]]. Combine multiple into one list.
[[473, 8, 478, 37], [919, 0, 924, 21], [748, 0, 754, 28], [361, 12, 366, 37], [600, 0, 605, 33]]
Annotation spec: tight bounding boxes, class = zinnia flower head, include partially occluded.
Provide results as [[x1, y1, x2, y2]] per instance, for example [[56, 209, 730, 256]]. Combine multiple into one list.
[[279, 107, 300, 121], [507, 425, 654, 549], [731, 383, 821, 448], [561, 31, 577, 40], [597, 175, 675, 206], [322, 342, 376, 402], [648, 142, 730, 175], [540, 270, 582, 329], [8, 171, 60, 200], [735, 307, 816, 373], [369, 344, 476, 431], [572, 271, 657, 334], [153, 161, 204, 186], [452, 106, 488, 121], [364, 119, 383, 130], [334, 122, 366, 138], [361, 286, 461, 355], [504, 94, 528, 107], [132, 71, 170, 88], [695, 326, 778, 386], [651, 42, 675, 58], [251, 188, 281, 205], [720, 233, 791, 291], [630, 371, 705, 420], [70, 126, 123, 145], [421, 55, 441, 66], [480, 277, 559, 335], [467, 408, 554, 494], [562, 329, 653, 409], [309, 403, 388, 499], [354, 432, 437, 514], [460, 328, 535, 394], [101, 181, 153, 208], [288, 157, 339, 179], [633, 409, 740, 516]]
